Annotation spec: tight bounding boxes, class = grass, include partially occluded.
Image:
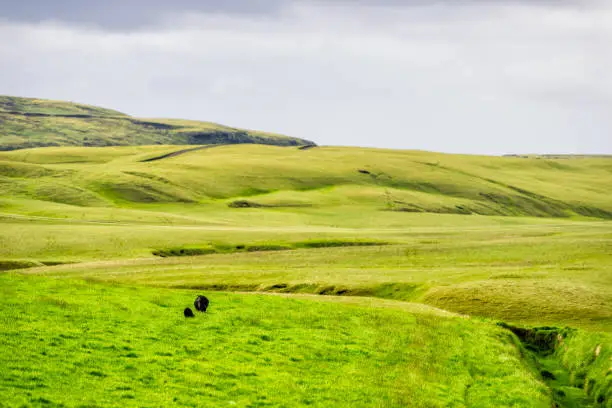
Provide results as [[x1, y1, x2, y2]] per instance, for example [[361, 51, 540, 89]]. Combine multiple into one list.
[[151, 239, 390, 257], [554, 330, 612, 406], [497, 324, 612, 407], [0, 95, 127, 117], [0, 273, 555, 407], [0, 144, 610, 218], [0, 95, 314, 150], [14, 220, 610, 332], [0, 143, 611, 406]]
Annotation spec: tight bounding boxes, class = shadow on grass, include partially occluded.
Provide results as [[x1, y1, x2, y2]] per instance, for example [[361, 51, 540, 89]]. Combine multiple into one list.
[[152, 239, 392, 258]]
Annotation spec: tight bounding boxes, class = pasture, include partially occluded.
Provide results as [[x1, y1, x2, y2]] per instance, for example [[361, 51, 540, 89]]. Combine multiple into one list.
[[0, 144, 610, 407]]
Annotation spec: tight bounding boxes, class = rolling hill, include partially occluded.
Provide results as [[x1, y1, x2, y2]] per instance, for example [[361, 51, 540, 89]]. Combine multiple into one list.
[[0, 144, 610, 219], [0, 95, 315, 150], [1, 145, 611, 330], [1, 123, 611, 406]]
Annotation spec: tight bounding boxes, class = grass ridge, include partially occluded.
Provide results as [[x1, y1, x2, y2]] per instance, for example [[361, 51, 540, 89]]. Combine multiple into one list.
[[0, 95, 315, 151]]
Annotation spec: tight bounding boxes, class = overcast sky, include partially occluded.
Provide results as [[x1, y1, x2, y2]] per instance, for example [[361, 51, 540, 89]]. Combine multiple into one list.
[[0, 0, 610, 154]]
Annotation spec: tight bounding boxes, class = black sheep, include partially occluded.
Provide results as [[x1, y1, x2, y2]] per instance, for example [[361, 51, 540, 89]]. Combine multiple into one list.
[[184, 307, 195, 318], [194, 295, 209, 312]]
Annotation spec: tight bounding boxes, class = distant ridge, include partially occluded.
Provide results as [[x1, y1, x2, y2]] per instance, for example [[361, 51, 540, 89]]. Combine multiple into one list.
[[503, 154, 612, 159], [0, 95, 315, 151]]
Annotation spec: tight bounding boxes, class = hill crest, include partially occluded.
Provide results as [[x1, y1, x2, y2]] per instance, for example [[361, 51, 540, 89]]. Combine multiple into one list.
[[0, 95, 315, 151]]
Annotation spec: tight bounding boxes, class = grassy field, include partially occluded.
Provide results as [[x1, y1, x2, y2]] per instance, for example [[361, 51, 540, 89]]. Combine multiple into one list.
[[1, 144, 610, 216], [0, 274, 559, 407], [0, 144, 610, 406], [0, 96, 314, 150], [6, 218, 609, 331]]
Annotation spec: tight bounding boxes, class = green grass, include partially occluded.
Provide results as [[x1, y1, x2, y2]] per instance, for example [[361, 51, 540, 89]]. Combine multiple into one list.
[[0, 144, 610, 218], [496, 324, 612, 407], [554, 330, 612, 406], [14, 219, 610, 331], [151, 239, 390, 258], [0, 143, 611, 406], [0, 96, 314, 150], [0, 95, 127, 117], [0, 273, 555, 407]]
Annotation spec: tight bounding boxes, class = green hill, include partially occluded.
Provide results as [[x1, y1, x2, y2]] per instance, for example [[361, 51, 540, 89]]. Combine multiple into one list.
[[1, 142, 611, 405], [0, 144, 610, 219], [1, 273, 563, 408], [0, 95, 315, 150]]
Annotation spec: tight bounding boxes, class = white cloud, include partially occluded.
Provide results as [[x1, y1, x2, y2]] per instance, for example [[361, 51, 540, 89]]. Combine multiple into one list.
[[0, 1, 610, 154]]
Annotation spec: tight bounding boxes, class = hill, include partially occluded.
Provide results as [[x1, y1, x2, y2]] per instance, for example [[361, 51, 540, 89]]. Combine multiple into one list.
[[1, 273, 563, 408], [1, 145, 611, 330], [0, 144, 610, 218], [1, 144, 611, 406], [0, 95, 315, 150]]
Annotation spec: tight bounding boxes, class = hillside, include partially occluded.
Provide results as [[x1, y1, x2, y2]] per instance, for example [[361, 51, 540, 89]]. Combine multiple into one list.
[[1, 144, 611, 406], [0, 144, 610, 219], [0, 96, 315, 150], [2, 274, 564, 408]]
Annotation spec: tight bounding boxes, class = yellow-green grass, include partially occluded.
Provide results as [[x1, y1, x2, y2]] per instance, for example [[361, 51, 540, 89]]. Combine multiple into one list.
[[1, 144, 610, 330], [1, 143, 611, 406], [7, 217, 609, 332], [0, 95, 127, 117], [551, 330, 612, 406], [0, 96, 313, 151], [0, 145, 610, 219], [0, 273, 558, 407]]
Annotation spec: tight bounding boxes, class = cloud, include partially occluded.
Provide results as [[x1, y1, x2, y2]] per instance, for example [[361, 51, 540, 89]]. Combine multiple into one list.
[[1, 0, 602, 29], [0, 0, 610, 154], [0, 0, 285, 29]]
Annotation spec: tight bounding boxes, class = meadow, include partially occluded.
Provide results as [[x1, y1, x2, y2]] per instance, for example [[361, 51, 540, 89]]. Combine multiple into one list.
[[0, 143, 611, 407], [0, 273, 561, 408]]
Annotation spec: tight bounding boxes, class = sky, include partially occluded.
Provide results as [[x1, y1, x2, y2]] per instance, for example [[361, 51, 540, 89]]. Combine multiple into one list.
[[0, 0, 610, 154]]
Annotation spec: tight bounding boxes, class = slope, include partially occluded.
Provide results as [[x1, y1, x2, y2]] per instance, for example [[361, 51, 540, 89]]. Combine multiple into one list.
[[1, 144, 611, 406], [0, 144, 610, 219], [1, 144, 610, 331], [0, 95, 315, 150], [0, 273, 554, 407]]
